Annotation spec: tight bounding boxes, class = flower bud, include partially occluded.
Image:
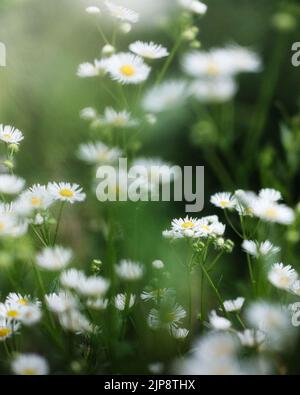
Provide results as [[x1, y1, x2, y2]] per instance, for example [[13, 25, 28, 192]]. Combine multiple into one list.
[[119, 22, 132, 34], [3, 160, 14, 170], [102, 44, 115, 56]]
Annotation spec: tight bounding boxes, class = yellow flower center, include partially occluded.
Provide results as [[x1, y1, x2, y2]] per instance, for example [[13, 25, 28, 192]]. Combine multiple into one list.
[[59, 188, 74, 198], [0, 328, 11, 337], [278, 276, 289, 287], [7, 310, 19, 318], [265, 208, 277, 219], [22, 369, 37, 375], [181, 221, 195, 229], [207, 63, 219, 76], [201, 225, 210, 231], [220, 200, 229, 207], [31, 197, 42, 206], [113, 117, 126, 126], [3, 133, 12, 140], [120, 64, 135, 77], [18, 298, 28, 305]]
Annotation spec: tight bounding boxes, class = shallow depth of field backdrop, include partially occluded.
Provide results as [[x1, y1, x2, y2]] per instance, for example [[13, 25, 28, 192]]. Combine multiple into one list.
[[0, 0, 300, 375]]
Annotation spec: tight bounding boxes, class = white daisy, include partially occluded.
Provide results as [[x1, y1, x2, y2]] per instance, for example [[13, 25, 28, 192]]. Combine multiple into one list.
[[209, 310, 232, 330], [104, 52, 150, 84], [129, 41, 169, 59], [0, 302, 23, 321], [259, 188, 282, 202], [45, 291, 77, 313], [0, 175, 25, 194], [0, 318, 19, 341], [178, 0, 208, 15], [19, 305, 42, 326], [36, 246, 73, 271], [15, 184, 54, 215], [80, 107, 98, 120], [0, 125, 24, 144], [77, 59, 108, 78], [237, 329, 266, 348], [142, 80, 188, 113], [102, 107, 138, 128], [189, 77, 237, 102], [58, 309, 93, 333], [78, 141, 122, 165], [105, 1, 139, 23], [224, 297, 245, 313], [170, 327, 189, 339], [115, 259, 144, 281], [12, 354, 49, 375], [5, 293, 40, 307], [210, 192, 236, 209], [0, 212, 20, 237], [152, 259, 164, 269], [246, 302, 292, 348], [77, 275, 110, 297], [147, 303, 186, 332], [60, 268, 85, 290], [225, 44, 262, 73], [290, 280, 300, 296], [114, 293, 136, 310], [268, 263, 298, 290], [48, 182, 86, 203], [252, 199, 295, 225], [85, 6, 101, 14], [86, 298, 109, 310], [234, 190, 257, 216], [242, 240, 280, 258]]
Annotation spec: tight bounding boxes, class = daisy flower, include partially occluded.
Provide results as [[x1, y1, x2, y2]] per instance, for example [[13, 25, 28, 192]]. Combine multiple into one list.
[[15, 184, 54, 215], [147, 303, 186, 333], [189, 77, 237, 103], [259, 188, 282, 202], [0, 302, 23, 321], [105, 1, 139, 23], [36, 246, 73, 271], [85, 6, 101, 14], [152, 259, 164, 269], [210, 192, 237, 209], [115, 259, 144, 281], [104, 52, 151, 84], [268, 263, 298, 290], [45, 291, 77, 313], [78, 141, 122, 165], [237, 329, 266, 348], [209, 310, 232, 330], [225, 44, 262, 74], [77, 59, 108, 78], [0, 319, 19, 341], [77, 275, 110, 297], [60, 269, 85, 290], [224, 297, 245, 313], [0, 175, 25, 195], [246, 302, 292, 348], [5, 293, 40, 307], [252, 199, 295, 225], [234, 189, 257, 216], [129, 41, 169, 59], [170, 327, 189, 339], [0, 125, 24, 144], [0, 212, 20, 237], [48, 182, 86, 203], [114, 293, 136, 310], [242, 240, 280, 258], [19, 305, 42, 326], [86, 298, 109, 310], [102, 107, 138, 128], [142, 80, 188, 113], [58, 309, 93, 333], [79, 107, 98, 121], [178, 0, 208, 15], [11, 354, 49, 375]]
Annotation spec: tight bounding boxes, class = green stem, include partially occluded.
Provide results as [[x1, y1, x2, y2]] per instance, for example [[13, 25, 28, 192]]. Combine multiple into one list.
[[155, 36, 182, 85], [53, 202, 65, 245]]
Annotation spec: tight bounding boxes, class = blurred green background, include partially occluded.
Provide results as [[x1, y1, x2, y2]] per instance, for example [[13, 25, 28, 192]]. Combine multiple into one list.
[[1, 1, 300, 368]]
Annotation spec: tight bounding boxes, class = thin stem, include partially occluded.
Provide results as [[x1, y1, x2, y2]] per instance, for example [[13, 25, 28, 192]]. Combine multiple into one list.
[[224, 210, 243, 238], [198, 258, 227, 317], [155, 36, 182, 85], [236, 313, 246, 329], [53, 202, 65, 245], [240, 215, 256, 296]]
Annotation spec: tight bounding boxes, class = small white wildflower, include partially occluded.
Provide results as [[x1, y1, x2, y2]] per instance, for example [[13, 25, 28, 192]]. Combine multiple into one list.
[[268, 263, 298, 290], [209, 310, 232, 330], [114, 293, 136, 310], [129, 41, 169, 59], [48, 182, 86, 203], [115, 260, 144, 281], [12, 354, 49, 375], [36, 246, 72, 271], [224, 297, 245, 312]]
